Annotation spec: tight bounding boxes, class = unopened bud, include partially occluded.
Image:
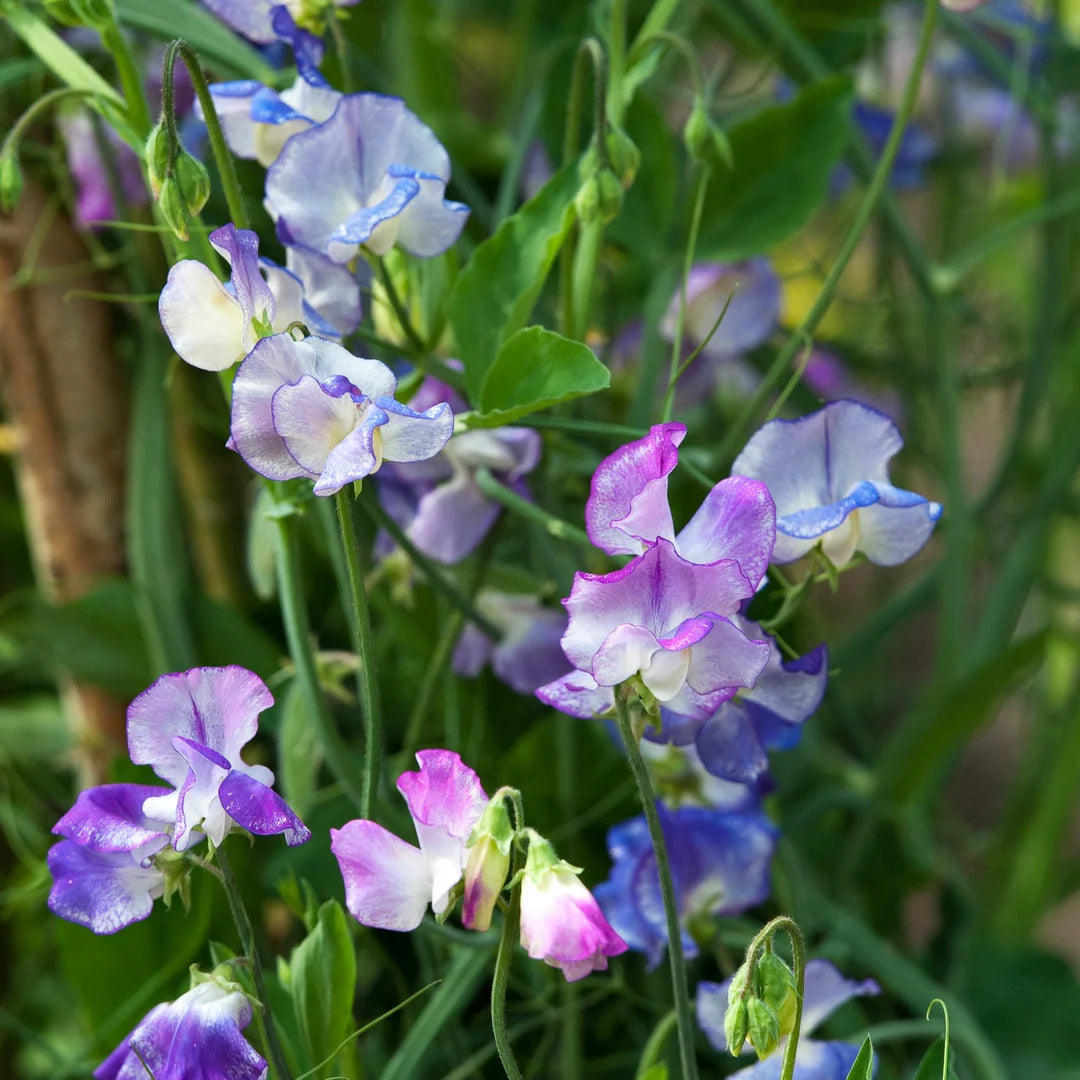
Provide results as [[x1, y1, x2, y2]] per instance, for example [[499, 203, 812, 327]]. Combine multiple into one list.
[[462, 794, 515, 932], [0, 152, 23, 214], [724, 995, 749, 1056], [175, 150, 211, 218], [683, 101, 732, 170], [145, 122, 170, 198], [157, 179, 191, 241], [747, 997, 781, 1061], [605, 126, 640, 188], [574, 174, 602, 224]]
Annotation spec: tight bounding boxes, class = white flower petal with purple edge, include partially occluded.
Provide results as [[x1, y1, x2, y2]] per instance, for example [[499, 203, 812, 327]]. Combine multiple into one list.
[[376, 397, 454, 463], [535, 670, 616, 718], [158, 260, 248, 372], [731, 400, 941, 566]]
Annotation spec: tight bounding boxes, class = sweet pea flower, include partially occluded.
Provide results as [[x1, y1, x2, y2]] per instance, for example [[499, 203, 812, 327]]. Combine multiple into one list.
[[519, 833, 628, 982], [58, 110, 147, 229], [698, 959, 880, 1079], [95, 976, 266, 1080], [639, 738, 762, 812], [452, 591, 569, 695], [731, 400, 942, 566], [208, 75, 341, 166], [128, 666, 310, 851], [47, 784, 171, 934], [332, 750, 489, 931], [159, 223, 360, 372], [376, 374, 542, 565], [537, 423, 775, 721], [265, 94, 469, 262], [229, 334, 453, 495], [595, 804, 777, 968], [658, 620, 828, 791]]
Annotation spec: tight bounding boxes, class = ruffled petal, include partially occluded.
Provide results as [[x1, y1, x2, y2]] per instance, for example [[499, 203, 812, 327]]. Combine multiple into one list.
[[694, 703, 771, 787], [397, 749, 488, 840], [210, 223, 275, 334], [392, 171, 469, 257], [684, 616, 771, 698], [218, 770, 311, 846], [331, 820, 432, 931], [207, 80, 263, 159], [53, 783, 171, 852], [271, 374, 358, 475], [312, 407, 388, 495], [406, 472, 500, 564], [158, 260, 246, 371], [308, 337, 397, 399], [377, 397, 455, 463], [535, 671, 615, 718], [586, 422, 685, 556], [328, 174, 419, 261], [854, 495, 942, 566], [286, 244, 363, 335], [800, 959, 880, 1034]]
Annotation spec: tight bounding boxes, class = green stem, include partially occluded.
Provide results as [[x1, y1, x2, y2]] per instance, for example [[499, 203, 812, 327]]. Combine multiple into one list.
[[661, 164, 711, 422], [473, 468, 592, 547], [714, 0, 940, 467], [163, 40, 249, 230], [274, 509, 365, 813], [491, 805, 525, 1080], [1, 88, 110, 164], [360, 498, 502, 639], [373, 256, 428, 355], [614, 688, 699, 1080], [217, 845, 293, 1080], [101, 20, 153, 137], [607, 0, 628, 126], [334, 490, 382, 819], [635, 1009, 678, 1078]]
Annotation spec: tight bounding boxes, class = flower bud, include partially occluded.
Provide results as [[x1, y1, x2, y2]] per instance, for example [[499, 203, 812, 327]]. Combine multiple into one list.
[[462, 794, 514, 932], [175, 150, 211, 218], [605, 126, 640, 189], [145, 122, 170, 199], [0, 152, 23, 214], [757, 951, 797, 1038], [156, 179, 191, 241], [574, 174, 602, 224], [746, 996, 781, 1061], [683, 101, 732, 170], [724, 995, 749, 1056]]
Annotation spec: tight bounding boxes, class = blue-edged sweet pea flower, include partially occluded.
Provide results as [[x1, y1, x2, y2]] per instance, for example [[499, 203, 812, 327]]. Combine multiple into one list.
[[47, 784, 171, 934], [660, 260, 781, 364], [159, 223, 360, 371], [537, 423, 775, 721], [95, 975, 266, 1080], [208, 75, 341, 167], [659, 620, 828, 792], [519, 832, 628, 982], [129, 666, 310, 851], [229, 334, 453, 495], [377, 374, 542, 565], [265, 94, 470, 262], [452, 591, 569, 696], [698, 959, 880, 1079], [731, 399, 942, 567], [595, 804, 776, 968], [639, 739, 761, 812], [331, 750, 489, 931]]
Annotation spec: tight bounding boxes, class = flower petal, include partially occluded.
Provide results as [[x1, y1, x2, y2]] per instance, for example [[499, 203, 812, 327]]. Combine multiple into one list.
[[406, 472, 500, 564], [535, 671, 615, 718], [159, 260, 246, 371], [53, 783, 171, 852], [800, 959, 880, 1034], [377, 397, 455, 464], [219, 770, 311, 845], [210, 223, 275, 334], [271, 374, 358, 475]]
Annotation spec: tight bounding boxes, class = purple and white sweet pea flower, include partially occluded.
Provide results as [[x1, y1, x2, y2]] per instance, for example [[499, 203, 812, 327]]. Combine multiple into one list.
[[377, 374, 543, 565], [229, 334, 453, 495], [731, 400, 942, 567], [58, 110, 147, 230], [128, 666, 310, 851], [595, 804, 777, 968], [332, 750, 489, 931], [95, 976, 266, 1080], [208, 75, 341, 167], [159, 223, 360, 372], [47, 784, 171, 934], [537, 424, 775, 721], [519, 833, 628, 982], [658, 620, 828, 791], [698, 959, 880, 1080], [265, 94, 470, 262]]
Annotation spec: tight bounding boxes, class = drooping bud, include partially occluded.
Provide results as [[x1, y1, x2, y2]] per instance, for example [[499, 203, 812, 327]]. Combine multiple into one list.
[[145, 121, 170, 199], [146, 120, 210, 239], [462, 792, 515, 932], [174, 149, 211, 218], [0, 152, 23, 214], [604, 126, 640, 189], [724, 961, 751, 1055], [746, 996, 781, 1061], [683, 101, 732, 170], [757, 950, 798, 1040]]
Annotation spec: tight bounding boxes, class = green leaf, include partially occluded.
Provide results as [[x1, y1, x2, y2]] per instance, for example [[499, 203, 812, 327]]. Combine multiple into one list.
[[472, 326, 610, 426], [698, 75, 854, 260], [844, 1036, 875, 1080], [114, 0, 273, 82], [279, 679, 323, 819], [450, 163, 579, 401], [290, 900, 357, 1079], [912, 1037, 960, 1080], [637, 1066, 669, 1080]]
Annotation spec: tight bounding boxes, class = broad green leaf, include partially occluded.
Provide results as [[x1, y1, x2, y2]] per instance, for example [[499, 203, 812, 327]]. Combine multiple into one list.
[[698, 76, 853, 260], [279, 679, 322, 818], [472, 326, 610, 426], [290, 900, 357, 1079], [450, 163, 579, 401], [912, 1037, 960, 1080], [844, 1036, 874, 1080], [115, 0, 273, 82]]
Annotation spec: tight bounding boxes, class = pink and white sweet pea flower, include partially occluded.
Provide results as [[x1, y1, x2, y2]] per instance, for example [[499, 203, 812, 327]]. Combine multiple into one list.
[[331, 750, 489, 931], [518, 833, 627, 982], [128, 666, 310, 852], [229, 334, 454, 495]]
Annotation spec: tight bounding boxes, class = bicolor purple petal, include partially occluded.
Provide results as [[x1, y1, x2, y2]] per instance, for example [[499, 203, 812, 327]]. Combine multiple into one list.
[[219, 770, 311, 846], [53, 783, 171, 852], [94, 979, 265, 1080], [731, 400, 942, 566], [535, 670, 616, 719]]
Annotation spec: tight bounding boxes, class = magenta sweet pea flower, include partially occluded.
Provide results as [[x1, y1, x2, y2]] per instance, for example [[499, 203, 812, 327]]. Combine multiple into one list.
[[95, 976, 266, 1080], [518, 833, 627, 982], [229, 334, 453, 495], [731, 400, 942, 566], [128, 666, 310, 851], [58, 110, 147, 230], [159, 223, 360, 371], [697, 959, 880, 1080], [331, 750, 489, 931], [265, 94, 469, 262], [47, 784, 171, 934]]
